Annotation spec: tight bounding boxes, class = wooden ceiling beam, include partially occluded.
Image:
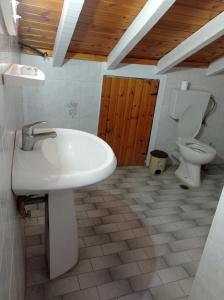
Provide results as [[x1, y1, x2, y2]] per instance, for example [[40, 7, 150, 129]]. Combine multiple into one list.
[[106, 0, 176, 70], [156, 11, 224, 74], [52, 0, 85, 67], [206, 56, 224, 76]]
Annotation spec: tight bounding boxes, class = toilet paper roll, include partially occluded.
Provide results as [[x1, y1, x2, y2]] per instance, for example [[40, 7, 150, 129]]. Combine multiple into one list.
[[181, 81, 190, 90]]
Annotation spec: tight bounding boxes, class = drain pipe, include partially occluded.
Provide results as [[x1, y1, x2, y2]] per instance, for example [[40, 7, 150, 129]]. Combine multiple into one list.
[[17, 196, 31, 218], [17, 194, 47, 218]]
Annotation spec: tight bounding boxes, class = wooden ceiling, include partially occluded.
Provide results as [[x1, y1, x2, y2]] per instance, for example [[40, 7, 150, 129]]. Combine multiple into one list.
[[126, 0, 224, 67], [69, 0, 147, 56], [18, 0, 224, 68], [18, 0, 63, 50]]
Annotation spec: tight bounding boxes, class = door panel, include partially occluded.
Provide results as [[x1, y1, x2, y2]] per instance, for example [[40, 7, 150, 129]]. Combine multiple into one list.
[[98, 76, 159, 166]]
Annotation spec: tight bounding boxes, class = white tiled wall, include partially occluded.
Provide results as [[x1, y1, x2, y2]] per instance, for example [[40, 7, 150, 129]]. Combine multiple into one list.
[[0, 33, 25, 300], [21, 54, 102, 134], [189, 186, 224, 300]]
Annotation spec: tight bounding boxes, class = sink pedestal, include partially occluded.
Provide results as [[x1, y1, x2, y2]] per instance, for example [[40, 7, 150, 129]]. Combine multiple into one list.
[[46, 189, 78, 279]]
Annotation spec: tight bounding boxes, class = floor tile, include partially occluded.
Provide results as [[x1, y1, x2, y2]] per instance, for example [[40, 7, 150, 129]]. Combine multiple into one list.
[[25, 235, 41, 247], [87, 209, 109, 218], [169, 236, 207, 252], [25, 284, 44, 300], [129, 271, 162, 291], [26, 244, 45, 258], [173, 226, 210, 240], [150, 282, 185, 300], [84, 234, 111, 247], [62, 287, 100, 300], [137, 257, 168, 273], [127, 233, 175, 249], [117, 290, 154, 300], [79, 245, 103, 259], [26, 269, 48, 287], [102, 241, 129, 255], [178, 277, 194, 295], [98, 280, 132, 300], [155, 220, 197, 233], [119, 248, 148, 263], [78, 269, 111, 289], [110, 229, 135, 242], [26, 255, 46, 272], [183, 261, 200, 277], [157, 266, 189, 283], [110, 262, 141, 280], [164, 250, 196, 267], [61, 259, 92, 277], [91, 254, 122, 270], [45, 276, 80, 298], [144, 244, 171, 259]]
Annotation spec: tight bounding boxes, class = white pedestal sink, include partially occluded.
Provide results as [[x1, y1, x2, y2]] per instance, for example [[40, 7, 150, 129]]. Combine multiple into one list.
[[12, 129, 117, 279]]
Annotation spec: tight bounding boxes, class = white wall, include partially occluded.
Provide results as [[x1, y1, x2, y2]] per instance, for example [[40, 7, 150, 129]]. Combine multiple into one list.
[[0, 35, 25, 300], [189, 186, 224, 300], [21, 54, 102, 134], [21, 54, 224, 164]]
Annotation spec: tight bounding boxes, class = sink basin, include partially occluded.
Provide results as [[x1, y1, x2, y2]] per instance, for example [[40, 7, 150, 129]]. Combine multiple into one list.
[[12, 128, 117, 195], [12, 128, 117, 279]]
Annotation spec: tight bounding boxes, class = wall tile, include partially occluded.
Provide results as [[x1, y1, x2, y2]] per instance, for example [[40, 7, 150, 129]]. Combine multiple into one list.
[[0, 32, 24, 300], [21, 55, 102, 135]]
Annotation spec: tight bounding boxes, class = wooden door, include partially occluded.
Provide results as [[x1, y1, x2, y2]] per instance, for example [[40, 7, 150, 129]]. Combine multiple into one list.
[[98, 76, 159, 166]]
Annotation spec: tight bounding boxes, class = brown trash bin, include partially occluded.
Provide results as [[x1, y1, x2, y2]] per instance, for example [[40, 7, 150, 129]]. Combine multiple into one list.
[[149, 150, 168, 175]]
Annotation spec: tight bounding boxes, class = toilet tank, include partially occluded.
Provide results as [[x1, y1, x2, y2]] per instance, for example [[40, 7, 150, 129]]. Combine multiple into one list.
[[170, 89, 211, 120]]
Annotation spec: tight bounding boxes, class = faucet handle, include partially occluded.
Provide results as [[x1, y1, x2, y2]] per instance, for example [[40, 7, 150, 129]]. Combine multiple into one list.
[[22, 120, 48, 135]]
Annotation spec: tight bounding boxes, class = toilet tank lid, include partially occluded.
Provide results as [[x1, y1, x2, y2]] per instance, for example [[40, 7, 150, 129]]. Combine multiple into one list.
[[177, 105, 203, 139]]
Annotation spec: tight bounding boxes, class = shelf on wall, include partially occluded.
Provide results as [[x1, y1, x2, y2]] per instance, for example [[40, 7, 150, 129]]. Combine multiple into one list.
[[3, 64, 45, 86]]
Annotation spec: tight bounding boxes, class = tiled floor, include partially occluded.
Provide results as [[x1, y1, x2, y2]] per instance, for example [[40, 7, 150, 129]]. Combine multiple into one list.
[[24, 166, 224, 300]]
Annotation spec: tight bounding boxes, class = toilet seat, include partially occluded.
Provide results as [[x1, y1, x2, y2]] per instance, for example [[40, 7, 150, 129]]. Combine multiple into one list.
[[178, 138, 216, 155]]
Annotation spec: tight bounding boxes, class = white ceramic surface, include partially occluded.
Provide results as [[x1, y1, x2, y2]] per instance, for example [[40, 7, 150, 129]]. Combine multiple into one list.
[[3, 63, 45, 86], [48, 189, 78, 279], [177, 138, 216, 165], [12, 128, 117, 195], [177, 105, 202, 139], [175, 105, 216, 187]]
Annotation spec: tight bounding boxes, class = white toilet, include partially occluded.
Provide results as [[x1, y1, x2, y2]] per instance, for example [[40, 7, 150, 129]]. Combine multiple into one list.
[[175, 105, 216, 187]]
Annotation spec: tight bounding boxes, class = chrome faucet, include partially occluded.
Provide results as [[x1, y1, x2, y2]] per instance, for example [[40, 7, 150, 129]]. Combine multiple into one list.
[[22, 120, 57, 151]]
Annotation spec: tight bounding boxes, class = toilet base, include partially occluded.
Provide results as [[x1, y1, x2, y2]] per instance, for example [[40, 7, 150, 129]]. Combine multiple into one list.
[[175, 157, 201, 188]]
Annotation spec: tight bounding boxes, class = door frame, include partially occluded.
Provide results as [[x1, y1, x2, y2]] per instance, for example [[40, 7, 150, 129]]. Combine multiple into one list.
[[100, 63, 167, 165]]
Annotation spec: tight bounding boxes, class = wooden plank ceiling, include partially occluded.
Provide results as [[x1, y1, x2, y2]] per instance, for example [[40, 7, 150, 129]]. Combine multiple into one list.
[[18, 0, 224, 67], [18, 0, 63, 50]]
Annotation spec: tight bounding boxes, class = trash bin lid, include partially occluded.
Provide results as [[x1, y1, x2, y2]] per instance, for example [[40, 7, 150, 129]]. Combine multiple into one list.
[[150, 149, 168, 158]]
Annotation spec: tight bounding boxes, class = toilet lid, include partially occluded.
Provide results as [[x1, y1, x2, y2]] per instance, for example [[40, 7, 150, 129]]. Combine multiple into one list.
[[177, 105, 202, 139]]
